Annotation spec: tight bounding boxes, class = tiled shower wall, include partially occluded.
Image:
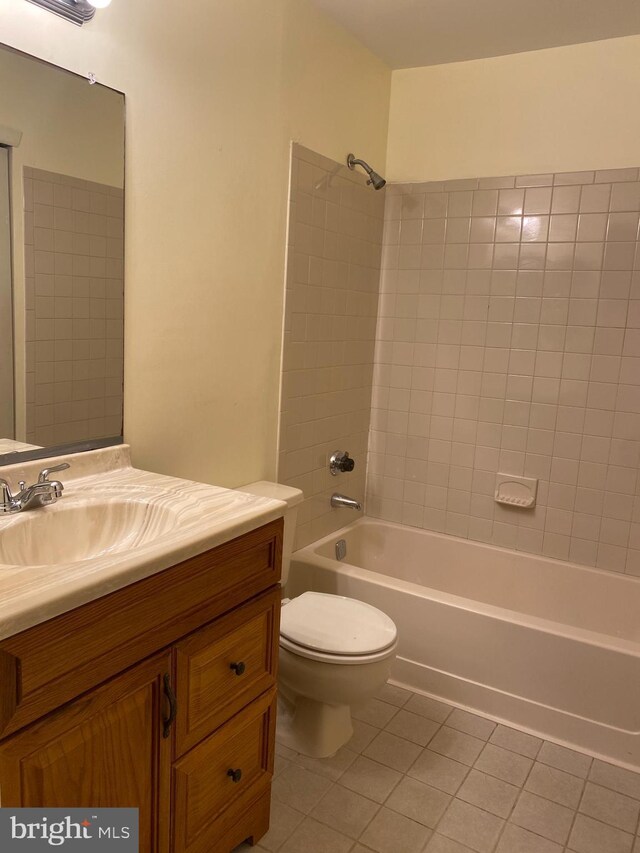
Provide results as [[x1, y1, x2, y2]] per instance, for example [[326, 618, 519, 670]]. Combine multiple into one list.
[[24, 167, 124, 446], [278, 144, 384, 549], [368, 168, 640, 576]]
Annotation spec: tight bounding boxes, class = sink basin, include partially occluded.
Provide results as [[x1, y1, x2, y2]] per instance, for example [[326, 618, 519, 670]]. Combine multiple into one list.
[[0, 499, 180, 567]]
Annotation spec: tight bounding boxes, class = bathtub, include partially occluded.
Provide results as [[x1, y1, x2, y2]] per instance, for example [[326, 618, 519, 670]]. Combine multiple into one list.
[[288, 517, 640, 770]]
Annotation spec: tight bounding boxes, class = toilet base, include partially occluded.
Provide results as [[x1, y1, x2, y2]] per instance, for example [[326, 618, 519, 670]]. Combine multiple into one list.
[[276, 693, 353, 758]]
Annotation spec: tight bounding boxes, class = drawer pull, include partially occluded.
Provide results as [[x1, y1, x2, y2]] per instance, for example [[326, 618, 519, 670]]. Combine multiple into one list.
[[162, 673, 178, 739], [227, 768, 243, 783], [229, 661, 246, 676]]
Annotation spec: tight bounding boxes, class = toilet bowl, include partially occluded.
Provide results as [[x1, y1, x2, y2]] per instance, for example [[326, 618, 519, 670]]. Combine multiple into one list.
[[240, 481, 398, 758], [279, 590, 397, 756]]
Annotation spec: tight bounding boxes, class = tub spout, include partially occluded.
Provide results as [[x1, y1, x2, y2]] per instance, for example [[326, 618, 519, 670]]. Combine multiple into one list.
[[331, 493, 362, 511]]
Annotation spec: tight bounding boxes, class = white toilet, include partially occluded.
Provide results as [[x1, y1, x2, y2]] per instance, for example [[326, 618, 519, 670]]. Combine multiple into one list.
[[241, 481, 398, 758]]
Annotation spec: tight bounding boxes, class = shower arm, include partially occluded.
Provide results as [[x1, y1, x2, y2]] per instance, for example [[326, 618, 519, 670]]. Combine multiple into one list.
[[347, 154, 371, 174]]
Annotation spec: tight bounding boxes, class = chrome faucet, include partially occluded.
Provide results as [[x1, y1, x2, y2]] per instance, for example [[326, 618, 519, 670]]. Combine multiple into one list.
[[331, 493, 362, 511], [0, 462, 70, 514]]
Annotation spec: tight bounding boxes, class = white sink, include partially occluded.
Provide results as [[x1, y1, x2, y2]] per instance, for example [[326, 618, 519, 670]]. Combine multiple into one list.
[[0, 445, 285, 642], [0, 499, 180, 567]]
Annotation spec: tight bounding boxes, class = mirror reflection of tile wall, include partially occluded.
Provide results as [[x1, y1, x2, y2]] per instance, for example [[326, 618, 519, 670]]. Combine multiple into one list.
[[24, 167, 124, 446]]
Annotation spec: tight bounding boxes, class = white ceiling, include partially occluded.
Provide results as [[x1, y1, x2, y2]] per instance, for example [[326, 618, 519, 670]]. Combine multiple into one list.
[[308, 0, 640, 69]]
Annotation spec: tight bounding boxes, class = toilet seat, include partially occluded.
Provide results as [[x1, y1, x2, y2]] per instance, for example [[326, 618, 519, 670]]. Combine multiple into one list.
[[280, 592, 397, 665]]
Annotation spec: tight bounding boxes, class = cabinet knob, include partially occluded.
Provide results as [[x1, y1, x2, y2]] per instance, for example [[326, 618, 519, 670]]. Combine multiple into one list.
[[227, 768, 243, 783], [229, 661, 246, 676]]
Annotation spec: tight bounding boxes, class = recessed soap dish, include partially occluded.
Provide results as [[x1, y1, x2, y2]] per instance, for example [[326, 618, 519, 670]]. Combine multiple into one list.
[[494, 473, 538, 509]]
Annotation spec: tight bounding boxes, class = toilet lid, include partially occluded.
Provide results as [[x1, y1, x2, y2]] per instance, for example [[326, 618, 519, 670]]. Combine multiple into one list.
[[280, 592, 397, 656]]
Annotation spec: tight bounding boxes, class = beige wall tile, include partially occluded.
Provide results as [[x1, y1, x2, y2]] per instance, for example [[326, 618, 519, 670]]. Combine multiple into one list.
[[367, 165, 640, 575], [24, 168, 124, 443]]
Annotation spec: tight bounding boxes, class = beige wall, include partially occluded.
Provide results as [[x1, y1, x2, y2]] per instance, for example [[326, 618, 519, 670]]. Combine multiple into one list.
[[387, 36, 640, 184], [0, 47, 124, 188], [0, 0, 390, 485]]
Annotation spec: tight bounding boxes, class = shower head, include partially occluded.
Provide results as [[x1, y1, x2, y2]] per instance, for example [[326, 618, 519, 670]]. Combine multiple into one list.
[[347, 153, 386, 191]]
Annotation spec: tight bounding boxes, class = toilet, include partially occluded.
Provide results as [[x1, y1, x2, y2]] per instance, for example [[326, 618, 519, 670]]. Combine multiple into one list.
[[240, 481, 398, 758]]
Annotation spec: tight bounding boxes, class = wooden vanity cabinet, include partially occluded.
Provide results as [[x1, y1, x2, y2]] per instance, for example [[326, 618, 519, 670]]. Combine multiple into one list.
[[0, 518, 283, 853]]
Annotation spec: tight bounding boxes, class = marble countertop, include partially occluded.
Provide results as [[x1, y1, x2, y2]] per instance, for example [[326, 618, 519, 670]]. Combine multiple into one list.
[[0, 445, 286, 641]]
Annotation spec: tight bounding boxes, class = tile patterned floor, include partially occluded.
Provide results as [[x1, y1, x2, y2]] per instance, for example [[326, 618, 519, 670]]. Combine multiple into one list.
[[236, 684, 640, 853]]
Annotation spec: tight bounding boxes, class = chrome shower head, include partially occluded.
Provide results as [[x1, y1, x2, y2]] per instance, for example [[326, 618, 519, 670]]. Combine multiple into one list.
[[347, 153, 386, 191]]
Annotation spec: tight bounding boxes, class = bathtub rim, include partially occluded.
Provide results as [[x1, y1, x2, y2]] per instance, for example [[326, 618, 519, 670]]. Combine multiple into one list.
[[291, 515, 640, 659]]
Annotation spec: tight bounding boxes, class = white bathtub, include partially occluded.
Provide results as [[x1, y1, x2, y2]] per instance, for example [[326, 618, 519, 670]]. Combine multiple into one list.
[[288, 517, 640, 770]]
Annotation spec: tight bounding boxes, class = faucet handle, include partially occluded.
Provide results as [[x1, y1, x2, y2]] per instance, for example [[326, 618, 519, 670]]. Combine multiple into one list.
[[329, 450, 356, 476], [0, 478, 15, 512], [38, 462, 71, 484]]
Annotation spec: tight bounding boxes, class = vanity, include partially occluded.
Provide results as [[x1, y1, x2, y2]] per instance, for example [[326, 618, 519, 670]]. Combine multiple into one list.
[[0, 447, 285, 852]]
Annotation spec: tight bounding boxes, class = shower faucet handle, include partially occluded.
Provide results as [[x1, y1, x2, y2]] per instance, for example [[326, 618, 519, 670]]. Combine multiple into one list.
[[330, 450, 355, 476]]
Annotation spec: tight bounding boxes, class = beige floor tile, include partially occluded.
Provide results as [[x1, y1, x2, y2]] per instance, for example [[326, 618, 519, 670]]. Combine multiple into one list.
[[489, 725, 542, 759], [259, 800, 305, 852], [272, 763, 333, 814], [567, 813, 634, 853], [456, 768, 519, 818], [428, 727, 485, 766], [437, 798, 504, 853], [340, 755, 403, 803], [294, 745, 358, 781], [405, 693, 454, 723], [385, 776, 451, 828], [524, 761, 584, 808], [348, 720, 379, 753], [276, 742, 299, 762], [270, 686, 636, 853], [359, 806, 432, 853], [510, 790, 574, 844], [377, 682, 412, 707], [274, 753, 293, 778], [446, 709, 496, 741], [579, 782, 640, 833], [311, 784, 379, 838], [280, 816, 355, 853], [384, 709, 440, 746], [537, 740, 592, 779], [474, 743, 533, 786], [408, 749, 470, 795], [364, 730, 423, 772], [424, 835, 475, 853], [495, 823, 563, 853], [590, 760, 640, 800], [353, 698, 399, 728]]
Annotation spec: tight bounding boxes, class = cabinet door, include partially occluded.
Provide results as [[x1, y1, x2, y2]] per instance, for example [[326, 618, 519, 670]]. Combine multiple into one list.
[[0, 652, 172, 853], [173, 688, 276, 853]]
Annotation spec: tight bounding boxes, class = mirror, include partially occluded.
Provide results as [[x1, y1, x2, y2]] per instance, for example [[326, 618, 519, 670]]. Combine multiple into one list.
[[0, 43, 125, 464]]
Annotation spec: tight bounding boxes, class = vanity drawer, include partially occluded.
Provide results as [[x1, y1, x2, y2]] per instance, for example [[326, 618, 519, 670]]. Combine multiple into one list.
[[0, 519, 282, 738], [174, 587, 279, 756], [172, 688, 276, 853]]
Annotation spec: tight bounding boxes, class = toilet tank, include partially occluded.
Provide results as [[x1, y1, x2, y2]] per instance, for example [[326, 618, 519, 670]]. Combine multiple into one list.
[[238, 481, 303, 586]]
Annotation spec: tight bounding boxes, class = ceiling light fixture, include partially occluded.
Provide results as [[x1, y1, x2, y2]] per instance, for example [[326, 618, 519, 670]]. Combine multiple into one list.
[[25, 0, 112, 26]]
